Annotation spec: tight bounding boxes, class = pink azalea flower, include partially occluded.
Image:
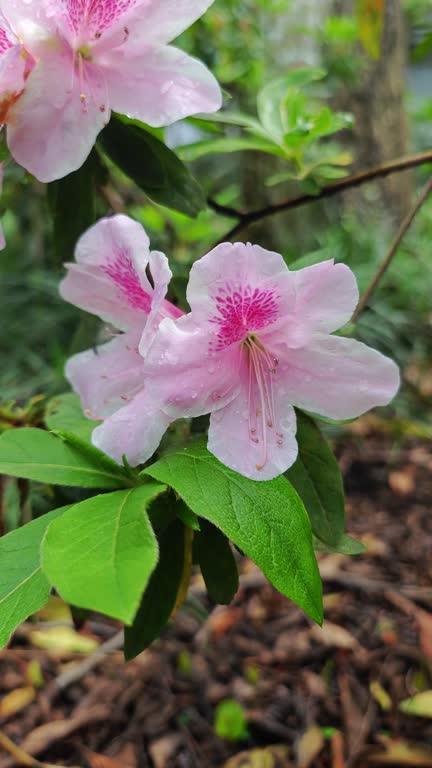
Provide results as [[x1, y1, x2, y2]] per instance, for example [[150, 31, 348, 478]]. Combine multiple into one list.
[[60, 214, 183, 465], [96, 243, 398, 481], [0, 11, 34, 125], [0, 0, 221, 182]]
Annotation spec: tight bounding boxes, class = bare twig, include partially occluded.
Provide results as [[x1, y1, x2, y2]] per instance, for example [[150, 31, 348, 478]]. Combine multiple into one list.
[[210, 150, 432, 243], [53, 630, 124, 692], [352, 175, 432, 320]]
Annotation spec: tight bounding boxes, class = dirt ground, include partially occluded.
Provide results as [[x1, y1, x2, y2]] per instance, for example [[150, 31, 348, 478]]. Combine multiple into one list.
[[1, 423, 432, 768]]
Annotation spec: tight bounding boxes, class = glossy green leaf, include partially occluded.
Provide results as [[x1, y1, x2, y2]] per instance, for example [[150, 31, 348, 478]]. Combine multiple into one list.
[[177, 136, 283, 162], [285, 411, 345, 546], [98, 116, 205, 217], [124, 519, 186, 659], [313, 533, 367, 555], [193, 519, 238, 604], [45, 392, 101, 443], [47, 151, 100, 262], [0, 506, 68, 648], [0, 428, 128, 489], [42, 484, 165, 623], [145, 440, 323, 624], [257, 68, 326, 139]]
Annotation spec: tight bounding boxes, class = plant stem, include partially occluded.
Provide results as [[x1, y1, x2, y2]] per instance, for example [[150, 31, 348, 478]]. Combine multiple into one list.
[[352, 175, 432, 321], [208, 149, 432, 243]]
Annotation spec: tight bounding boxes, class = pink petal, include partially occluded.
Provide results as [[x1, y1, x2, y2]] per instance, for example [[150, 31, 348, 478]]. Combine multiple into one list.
[[281, 335, 400, 420], [92, 388, 172, 466], [128, 0, 216, 44], [282, 260, 359, 346], [144, 315, 240, 418], [102, 44, 221, 127], [7, 49, 109, 182], [139, 250, 183, 358], [65, 330, 144, 420], [208, 396, 298, 481], [186, 241, 295, 326], [60, 215, 154, 331], [0, 44, 26, 97]]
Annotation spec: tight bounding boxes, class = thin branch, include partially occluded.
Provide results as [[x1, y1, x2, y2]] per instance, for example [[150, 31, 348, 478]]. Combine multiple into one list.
[[352, 175, 432, 320], [210, 149, 432, 243]]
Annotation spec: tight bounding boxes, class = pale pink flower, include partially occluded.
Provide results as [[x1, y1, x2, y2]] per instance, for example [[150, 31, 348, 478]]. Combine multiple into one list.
[[60, 214, 183, 465], [1, 0, 221, 182], [0, 11, 34, 125], [103, 243, 398, 481]]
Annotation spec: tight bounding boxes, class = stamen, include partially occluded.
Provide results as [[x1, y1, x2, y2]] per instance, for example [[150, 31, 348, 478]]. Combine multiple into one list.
[[243, 334, 284, 471]]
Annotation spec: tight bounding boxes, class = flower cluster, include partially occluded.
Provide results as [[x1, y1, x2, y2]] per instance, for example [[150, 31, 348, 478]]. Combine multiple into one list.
[[0, 0, 221, 182], [61, 215, 400, 481]]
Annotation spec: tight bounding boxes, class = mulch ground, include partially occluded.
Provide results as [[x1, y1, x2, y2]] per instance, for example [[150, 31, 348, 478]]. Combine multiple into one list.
[[1, 424, 432, 768]]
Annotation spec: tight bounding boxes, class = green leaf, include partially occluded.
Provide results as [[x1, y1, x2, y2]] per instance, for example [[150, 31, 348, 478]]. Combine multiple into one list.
[[313, 533, 367, 555], [0, 506, 68, 648], [0, 428, 129, 489], [177, 136, 283, 163], [177, 502, 201, 532], [214, 700, 249, 742], [193, 519, 238, 604], [45, 392, 101, 443], [98, 116, 205, 217], [47, 151, 100, 262], [399, 691, 432, 718], [41, 484, 165, 624], [257, 68, 326, 139], [285, 411, 345, 546], [144, 440, 323, 624], [124, 519, 186, 659]]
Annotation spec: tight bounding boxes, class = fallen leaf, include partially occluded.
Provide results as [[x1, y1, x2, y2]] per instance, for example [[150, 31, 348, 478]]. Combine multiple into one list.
[[29, 627, 98, 655], [297, 724, 324, 768], [0, 687, 35, 719], [224, 746, 291, 767], [311, 622, 358, 650], [368, 735, 432, 765], [82, 749, 123, 768], [388, 467, 416, 496], [370, 681, 392, 712], [0, 706, 109, 768], [399, 691, 432, 718], [148, 735, 182, 768], [331, 730, 345, 768]]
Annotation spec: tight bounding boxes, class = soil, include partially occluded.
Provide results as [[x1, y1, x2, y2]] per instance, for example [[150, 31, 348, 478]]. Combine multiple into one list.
[[0, 424, 431, 768]]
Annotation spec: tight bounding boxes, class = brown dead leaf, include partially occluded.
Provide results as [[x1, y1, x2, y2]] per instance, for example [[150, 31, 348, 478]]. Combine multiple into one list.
[[224, 746, 291, 767], [148, 735, 182, 768], [388, 467, 416, 496], [368, 735, 432, 765], [311, 622, 358, 651], [0, 688, 35, 720], [0, 706, 109, 768], [296, 724, 324, 768], [82, 749, 123, 768], [331, 730, 345, 768]]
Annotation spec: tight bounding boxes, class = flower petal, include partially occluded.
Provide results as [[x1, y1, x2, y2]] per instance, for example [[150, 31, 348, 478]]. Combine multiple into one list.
[[284, 260, 359, 345], [103, 44, 221, 127], [187, 242, 293, 321], [281, 335, 400, 420], [128, 0, 216, 44], [92, 388, 171, 466], [65, 330, 144, 420], [144, 315, 240, 418], [60, 215, 154, 331], [208, 395, 298, 481], [7, 49, 109, 182], [139, 250, 183, 358]]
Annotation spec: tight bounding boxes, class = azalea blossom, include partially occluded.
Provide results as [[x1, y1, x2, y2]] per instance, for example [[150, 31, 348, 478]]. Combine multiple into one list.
[[0, 10, 33, 125], [0, 0, 221, 182], [96, 242, 399, 481], [60, 213, 183, 465]]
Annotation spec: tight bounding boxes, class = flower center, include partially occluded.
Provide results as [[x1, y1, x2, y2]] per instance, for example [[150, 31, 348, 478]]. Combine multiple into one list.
[[242, 334, 284, 471], [210, 283, 280, 351]]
